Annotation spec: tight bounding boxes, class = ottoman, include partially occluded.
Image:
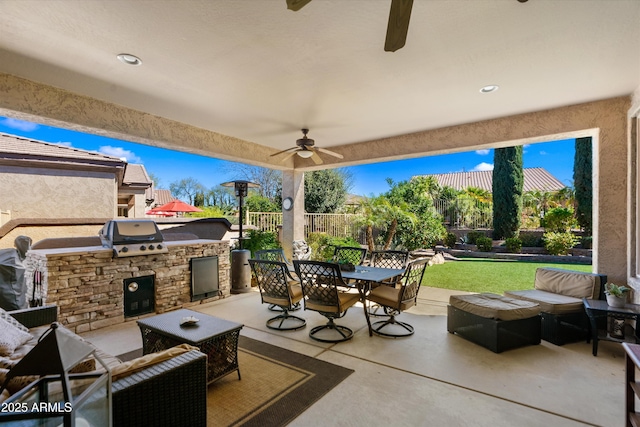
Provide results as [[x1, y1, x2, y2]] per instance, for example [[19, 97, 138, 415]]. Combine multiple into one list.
[[447, 293, 542, 353]]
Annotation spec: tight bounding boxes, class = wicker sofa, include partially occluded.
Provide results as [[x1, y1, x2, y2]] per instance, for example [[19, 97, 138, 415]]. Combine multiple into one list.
[[4, 305, 207, 427], [504, 267, 607, 345]]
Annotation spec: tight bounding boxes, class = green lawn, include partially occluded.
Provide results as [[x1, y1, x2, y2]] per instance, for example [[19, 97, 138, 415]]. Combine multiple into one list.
[[422, 257, 592, 294]]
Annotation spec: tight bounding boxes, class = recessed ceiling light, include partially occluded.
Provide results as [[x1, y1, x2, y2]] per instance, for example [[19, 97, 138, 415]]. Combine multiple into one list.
[[117, 53, 142, 66], [480, 85, 499, 93]]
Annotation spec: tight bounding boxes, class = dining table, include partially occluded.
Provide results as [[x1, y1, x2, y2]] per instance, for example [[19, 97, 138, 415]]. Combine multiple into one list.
[[340, 265, 405, 336]]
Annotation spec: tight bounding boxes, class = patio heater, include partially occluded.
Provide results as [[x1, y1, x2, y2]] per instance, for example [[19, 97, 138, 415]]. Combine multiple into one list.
[[221, 180, 260, 294]]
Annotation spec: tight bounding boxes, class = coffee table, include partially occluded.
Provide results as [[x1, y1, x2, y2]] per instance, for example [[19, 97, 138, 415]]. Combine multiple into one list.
[[583, 299, 640, 356], [137, 309, 244, 384]]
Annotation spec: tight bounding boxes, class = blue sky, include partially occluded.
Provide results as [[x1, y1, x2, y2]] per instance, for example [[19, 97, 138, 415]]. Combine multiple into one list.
[[0, 116, 575, 196]]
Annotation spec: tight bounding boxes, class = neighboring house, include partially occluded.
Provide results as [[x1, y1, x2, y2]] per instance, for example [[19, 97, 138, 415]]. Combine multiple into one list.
[[147, 189, 176, 209], [0, 133, 153, 248], [418, 167, 565, 193]]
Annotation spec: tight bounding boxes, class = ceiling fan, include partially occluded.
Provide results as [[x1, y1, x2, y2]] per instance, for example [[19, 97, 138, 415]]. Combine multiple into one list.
[[270, 129, 344, 165], [287, 0, 528, 52], [286, 0, 414, 52]]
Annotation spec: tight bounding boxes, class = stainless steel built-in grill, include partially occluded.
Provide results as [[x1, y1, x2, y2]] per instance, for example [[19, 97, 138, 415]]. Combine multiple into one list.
[[99, 219, 168, 257]]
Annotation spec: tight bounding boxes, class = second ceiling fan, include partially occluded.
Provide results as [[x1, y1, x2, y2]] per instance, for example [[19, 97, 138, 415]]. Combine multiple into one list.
[[270, 129, 344, 165], [286, 0, 414, 52]]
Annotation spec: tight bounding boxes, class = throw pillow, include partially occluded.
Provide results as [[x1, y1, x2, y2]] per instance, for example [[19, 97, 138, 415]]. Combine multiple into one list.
[[0, 317, 32, 356], [0, 308, 29, 332], [111, 343, 198, 381], [0, 367, 38, 395]]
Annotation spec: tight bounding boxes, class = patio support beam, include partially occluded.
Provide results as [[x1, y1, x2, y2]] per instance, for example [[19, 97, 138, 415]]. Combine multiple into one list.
[[281, 170, 305, 261]]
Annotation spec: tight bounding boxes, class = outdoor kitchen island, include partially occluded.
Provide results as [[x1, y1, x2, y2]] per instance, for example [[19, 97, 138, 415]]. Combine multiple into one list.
[[22, 238, 231, 333]]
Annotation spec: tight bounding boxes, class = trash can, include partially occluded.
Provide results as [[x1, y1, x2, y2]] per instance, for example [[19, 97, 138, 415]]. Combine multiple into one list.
[[230, 249, 251, 294]]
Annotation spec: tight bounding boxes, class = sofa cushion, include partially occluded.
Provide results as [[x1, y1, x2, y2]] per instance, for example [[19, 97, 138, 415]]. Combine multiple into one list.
[[0, 367, 38, 394], [534, 268, 601, 299], [449, 293, 541, 321], [110, 343, 198, 381], [504, 289, 584, 314], [0, 317, 32, 356], [0, 308, 29, 332]]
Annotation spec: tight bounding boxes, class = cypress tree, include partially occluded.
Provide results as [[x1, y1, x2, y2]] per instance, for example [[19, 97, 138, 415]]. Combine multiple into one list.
[[492, 146, 524, 239], [574, 137, 592, 234]]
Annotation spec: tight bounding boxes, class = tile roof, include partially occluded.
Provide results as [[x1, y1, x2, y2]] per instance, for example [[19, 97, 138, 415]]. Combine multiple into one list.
[[0, 132, 125, 165], [123, 163, 152, 186], [152, 189, 176, 206], [418, 167, 565, 193]]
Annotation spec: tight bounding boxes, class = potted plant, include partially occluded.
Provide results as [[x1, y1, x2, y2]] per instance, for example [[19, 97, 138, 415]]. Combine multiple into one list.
[[605, 283, 631, 307]]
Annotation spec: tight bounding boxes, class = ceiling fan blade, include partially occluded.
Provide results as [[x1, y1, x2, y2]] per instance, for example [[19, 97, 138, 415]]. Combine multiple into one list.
[[286, 0, 312, 11], [316, 147, 344, 159], [270, 146, 299, 157], [309, 148, 323, 165], [384, 0, 413, 52], [281, 150, 299, 163]]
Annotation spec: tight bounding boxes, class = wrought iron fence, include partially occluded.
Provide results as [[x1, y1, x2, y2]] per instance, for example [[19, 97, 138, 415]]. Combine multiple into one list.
[[434, 197, 540, 230], [246, 211, 363, 241]]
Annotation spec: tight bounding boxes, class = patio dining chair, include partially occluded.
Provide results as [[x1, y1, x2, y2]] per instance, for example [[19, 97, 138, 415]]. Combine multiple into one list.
[[366, 257, 429, 337], [293, 260, 360, 343], [254, 248, 301, 311], [249, 259, 306, 331], [332, 246, 368, 266], [367, 250, 410, 316]]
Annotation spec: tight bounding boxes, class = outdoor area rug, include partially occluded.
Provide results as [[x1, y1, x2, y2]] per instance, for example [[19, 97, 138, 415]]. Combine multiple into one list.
[[117, 335, 354, 427]]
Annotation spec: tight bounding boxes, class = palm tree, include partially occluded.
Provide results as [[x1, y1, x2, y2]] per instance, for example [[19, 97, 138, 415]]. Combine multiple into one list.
[[376, 197, 416, 250], [356, 196, 386, 252]]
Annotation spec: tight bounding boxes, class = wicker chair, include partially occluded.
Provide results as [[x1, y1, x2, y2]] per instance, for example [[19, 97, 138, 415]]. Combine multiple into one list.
[[332, 246, 368, 266], [249, 259, 306, 331], [254, 249, 301, 311], [366, 258, 429, 337], [367, 250, 410, 316], [293, 260, 360, 343]]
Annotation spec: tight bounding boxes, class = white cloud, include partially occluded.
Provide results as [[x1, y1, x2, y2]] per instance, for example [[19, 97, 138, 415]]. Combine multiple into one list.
[[540, 150, 548, 155], [98, 145, 141, 163], [1, 118, 39, 132], [473, 162, 494, 171], [475, 149, 490, 155], [54, 141, 73, 147]]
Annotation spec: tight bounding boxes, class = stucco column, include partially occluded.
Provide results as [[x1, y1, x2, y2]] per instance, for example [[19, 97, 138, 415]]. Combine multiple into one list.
[[281, 170, 305, 261]]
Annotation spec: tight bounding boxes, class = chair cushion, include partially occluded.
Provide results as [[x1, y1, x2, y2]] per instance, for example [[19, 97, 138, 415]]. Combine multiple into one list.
[[368, 286, 416, 311], [306, 291, 360, 313], [449, 293, 541, 321], [534, 268, 601, 299], [111, 343, 198, 381], [504, 289, 584, 314]]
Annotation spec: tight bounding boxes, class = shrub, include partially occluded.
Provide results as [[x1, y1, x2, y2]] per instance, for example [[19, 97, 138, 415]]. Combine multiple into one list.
[[581, 236, 593, 249], [242, 229, 280, 256], [444, 232, 457, 248], [541, 207, 576, 232], [466, 231, 486, 245], [505, 237, 522, 253], [475, 236, 493, 252], [543, 231, 579, 255], [306, 233, 361, 261], [519, 232, 543, 247]]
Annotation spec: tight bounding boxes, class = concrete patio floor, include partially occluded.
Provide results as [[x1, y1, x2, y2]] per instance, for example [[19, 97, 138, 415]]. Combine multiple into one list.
[[81, 287, 630, 426]]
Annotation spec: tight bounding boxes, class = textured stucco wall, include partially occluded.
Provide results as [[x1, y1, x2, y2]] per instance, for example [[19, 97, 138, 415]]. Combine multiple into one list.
[[0, 165, 116, 219]]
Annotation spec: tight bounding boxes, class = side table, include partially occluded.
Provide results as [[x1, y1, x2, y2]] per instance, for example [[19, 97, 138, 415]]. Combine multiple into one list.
[[583, 299, 640, 356], [137, 309, 244, 384]]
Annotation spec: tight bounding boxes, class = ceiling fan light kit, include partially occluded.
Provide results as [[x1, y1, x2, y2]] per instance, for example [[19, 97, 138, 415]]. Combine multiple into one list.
[[297, 150, 314, 158]]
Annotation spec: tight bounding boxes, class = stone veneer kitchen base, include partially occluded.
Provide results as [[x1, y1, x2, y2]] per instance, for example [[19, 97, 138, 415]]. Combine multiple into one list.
[[23, 239, 230, 333]]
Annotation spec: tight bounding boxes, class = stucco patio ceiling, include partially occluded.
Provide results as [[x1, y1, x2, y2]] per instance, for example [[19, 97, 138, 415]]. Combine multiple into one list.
[[0, 0, 639, 170]]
